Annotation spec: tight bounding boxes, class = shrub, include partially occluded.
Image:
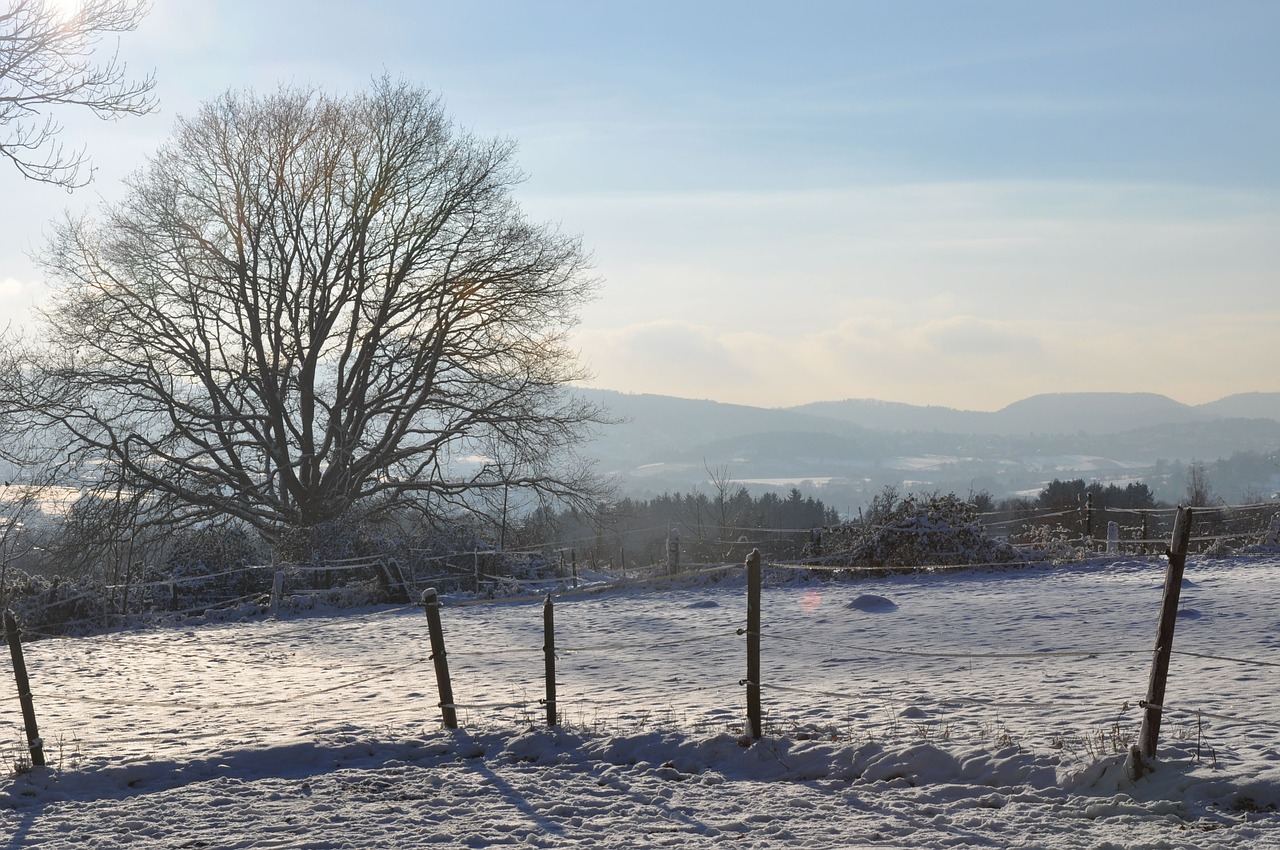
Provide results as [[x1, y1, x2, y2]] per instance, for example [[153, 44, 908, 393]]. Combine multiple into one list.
[[821, 492, 1018, 570], [3, 570, 109, 636]]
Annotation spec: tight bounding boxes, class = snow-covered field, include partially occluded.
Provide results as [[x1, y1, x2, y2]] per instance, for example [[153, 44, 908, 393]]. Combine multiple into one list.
[[4, 555, 1280, 848]]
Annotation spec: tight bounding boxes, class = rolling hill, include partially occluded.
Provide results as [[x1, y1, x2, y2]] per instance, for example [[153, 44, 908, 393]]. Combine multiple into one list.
[[573, 388, 1280, 502]]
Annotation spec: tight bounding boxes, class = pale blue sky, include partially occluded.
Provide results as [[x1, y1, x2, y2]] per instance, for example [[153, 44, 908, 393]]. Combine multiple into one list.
[[2, 1, 1277, 409]]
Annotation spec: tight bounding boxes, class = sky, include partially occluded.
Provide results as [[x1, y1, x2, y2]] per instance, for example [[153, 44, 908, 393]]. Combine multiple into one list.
[[2, 0, 1277, 411]]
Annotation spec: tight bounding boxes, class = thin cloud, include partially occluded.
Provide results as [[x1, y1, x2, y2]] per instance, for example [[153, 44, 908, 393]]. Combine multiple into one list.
[[574, 305, 1276, 411]]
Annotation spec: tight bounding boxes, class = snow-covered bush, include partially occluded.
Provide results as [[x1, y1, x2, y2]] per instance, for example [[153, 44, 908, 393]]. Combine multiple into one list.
[[2, 569, 109, 635], [820, 492, 1018, 571], [1015, 522, 1089, 562], [159, 521, 268, 610]]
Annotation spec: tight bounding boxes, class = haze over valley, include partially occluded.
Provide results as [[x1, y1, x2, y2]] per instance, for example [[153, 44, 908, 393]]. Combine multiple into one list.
[[578, 389, 1280, 513]]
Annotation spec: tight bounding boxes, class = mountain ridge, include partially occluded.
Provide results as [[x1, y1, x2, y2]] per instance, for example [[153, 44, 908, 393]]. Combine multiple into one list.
[[786, 391, 1280, 436], [572, 388, 1280, 501]]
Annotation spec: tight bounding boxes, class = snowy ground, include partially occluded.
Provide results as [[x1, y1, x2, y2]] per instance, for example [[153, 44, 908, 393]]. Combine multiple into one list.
[[4, 555, 1280, 848]]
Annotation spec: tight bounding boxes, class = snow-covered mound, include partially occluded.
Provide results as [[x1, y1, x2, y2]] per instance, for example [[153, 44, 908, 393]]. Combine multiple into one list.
[[847, 593, 898, 612]]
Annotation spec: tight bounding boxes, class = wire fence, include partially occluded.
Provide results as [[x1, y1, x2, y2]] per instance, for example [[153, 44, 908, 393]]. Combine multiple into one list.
[[2, 499, 1277, 642], [6, 544, 1277, 779]]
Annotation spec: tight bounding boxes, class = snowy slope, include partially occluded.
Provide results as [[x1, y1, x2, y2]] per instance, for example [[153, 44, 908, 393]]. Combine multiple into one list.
[[4, 555, 1279, 848]]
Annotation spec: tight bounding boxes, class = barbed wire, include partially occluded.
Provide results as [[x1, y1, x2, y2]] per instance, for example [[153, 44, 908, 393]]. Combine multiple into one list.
[[9, 549, 1278, 652], [1162, 703, 1280, 730], [35, 656, 427, 711], [751, 629, 1149, 662], [11, 587, 108, 618], [1171, 649, 1280, 669], [22, 542, 1275, 639], [755, 679, 1085, 714], [430, 622, 739, 659], [13, 596, 423, 646], [760, 556, 1050, 574], [446, 699, 537, 712], [560, 629, 738, 655], [6, 501, 1276, 625], [6, 537, 1278, 769], [101, 563, 277, 592]]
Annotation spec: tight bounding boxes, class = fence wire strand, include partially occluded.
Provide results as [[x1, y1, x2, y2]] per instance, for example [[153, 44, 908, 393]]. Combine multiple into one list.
[[36, 656, 428, 711], [754, 629, 1148, 662]]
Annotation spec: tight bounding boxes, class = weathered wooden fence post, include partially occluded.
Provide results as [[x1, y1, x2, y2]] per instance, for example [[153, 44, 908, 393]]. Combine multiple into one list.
[[5, 609, 45, 768], [1268, 513, 1280, 546], [666, 526, 680, 575], [1084, 493, 1094, 543], [1107, 521, 1120, 556], [1133, 506, 1194, 773], [421, 589, 458, 730], [744, 548, 763, 740], [395, 558, 413, 602], [571, 550, 578, 589], [543, 594, 557, 727], [270, 569, 285, 615]]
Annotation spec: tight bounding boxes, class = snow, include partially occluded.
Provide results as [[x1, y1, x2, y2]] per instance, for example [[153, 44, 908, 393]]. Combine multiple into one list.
[[4, 555, 1280, 848]]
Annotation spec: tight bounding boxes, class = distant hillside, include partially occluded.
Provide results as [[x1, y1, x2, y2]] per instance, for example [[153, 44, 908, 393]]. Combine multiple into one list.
[[576, 389, 868, 447], [994, 393, 1207, 434], [1196, 392, 1280, 422], [572, 389, 878, 476], [789, 391, 1274, 436], [574, 388, 1280, 501], [787, 399, 992, 434]]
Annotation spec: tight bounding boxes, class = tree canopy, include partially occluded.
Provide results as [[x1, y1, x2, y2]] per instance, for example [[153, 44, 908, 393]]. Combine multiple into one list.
[[37, 79, 602, 550], [1, 0, 155, 186]]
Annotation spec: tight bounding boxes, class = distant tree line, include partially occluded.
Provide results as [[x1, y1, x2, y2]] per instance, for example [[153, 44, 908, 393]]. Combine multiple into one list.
[[524, 485, 841, 570], [1006, 479, 1160, 513]]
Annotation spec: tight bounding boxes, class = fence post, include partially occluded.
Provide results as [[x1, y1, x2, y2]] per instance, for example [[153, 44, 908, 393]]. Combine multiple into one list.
[[5, 610, 45, 768], [1107, 521, 1120, 556], [270, 569, 285, 615], [1084, 493, 1093, 543], [571, 550, 578, 589], [388, 558, 412, 603], [420, 589, 458, 730], [1133, 506, 1194, 773], [473, 550, 480, 593], [666, 526, 680, 575], [1268, 513, 1279, 546], [543, 594, 557, 727], [744, 548, 763, 740]]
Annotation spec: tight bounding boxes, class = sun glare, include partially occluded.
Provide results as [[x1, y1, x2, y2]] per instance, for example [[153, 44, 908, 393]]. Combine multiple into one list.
[[47, 0, 84, 21]]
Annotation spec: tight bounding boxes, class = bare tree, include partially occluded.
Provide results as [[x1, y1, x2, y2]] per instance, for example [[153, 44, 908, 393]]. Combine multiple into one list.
[[1, 0, 156, 187], [0, 328, 76, 595], [705, 461, 741, 541], [36, 79, 603, 554], [0, 479, 43, 598], [1185, 460, 1215, 507]]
